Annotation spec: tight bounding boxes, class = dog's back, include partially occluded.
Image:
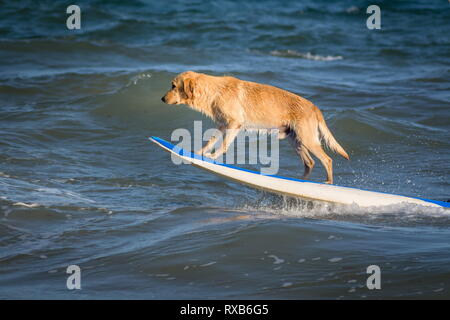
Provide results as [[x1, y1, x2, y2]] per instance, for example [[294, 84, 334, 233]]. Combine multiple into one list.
[[208, 75, 315, 129]]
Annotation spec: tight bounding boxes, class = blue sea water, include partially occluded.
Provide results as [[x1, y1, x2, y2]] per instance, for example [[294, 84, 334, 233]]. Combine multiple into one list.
[[0, 0, 449, 299]]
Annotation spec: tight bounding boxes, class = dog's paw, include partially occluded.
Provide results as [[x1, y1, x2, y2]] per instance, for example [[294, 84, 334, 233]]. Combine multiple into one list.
[[205, 152, 222, 160], [195, 149, 203, 156]]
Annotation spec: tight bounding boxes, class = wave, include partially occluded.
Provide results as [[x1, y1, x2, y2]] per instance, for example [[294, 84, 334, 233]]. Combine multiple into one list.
[[238, 193, 450, 227], [270, 50, 343, 61]]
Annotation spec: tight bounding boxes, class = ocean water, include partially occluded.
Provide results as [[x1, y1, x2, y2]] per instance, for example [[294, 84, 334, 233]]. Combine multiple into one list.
[[0, 0, 449, 299]]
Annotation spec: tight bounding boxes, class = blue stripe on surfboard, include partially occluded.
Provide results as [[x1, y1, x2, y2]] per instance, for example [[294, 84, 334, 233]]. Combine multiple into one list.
[[150, 136, 322, 183], [149, 136, 450, 208], [412, 197, 450, 208]]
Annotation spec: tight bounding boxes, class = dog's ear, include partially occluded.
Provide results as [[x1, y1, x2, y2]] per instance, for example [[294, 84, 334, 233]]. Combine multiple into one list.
[[183, 78, 195, 99]]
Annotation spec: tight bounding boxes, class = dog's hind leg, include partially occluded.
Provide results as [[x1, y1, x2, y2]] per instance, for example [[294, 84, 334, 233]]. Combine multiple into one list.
[[300, 138, 333, 184], [299, 147, 315, 179], [294, 121, 333, 184], [305, 143, 333, 184], [287, 131, 315, 179]]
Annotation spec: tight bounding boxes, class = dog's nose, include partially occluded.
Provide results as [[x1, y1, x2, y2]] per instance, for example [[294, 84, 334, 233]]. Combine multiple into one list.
[[161, 96, 166, 103]]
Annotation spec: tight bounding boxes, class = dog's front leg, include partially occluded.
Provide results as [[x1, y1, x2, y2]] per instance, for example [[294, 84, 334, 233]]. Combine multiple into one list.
[[196, 125, 225, 155], [206, 124, 241, 159]]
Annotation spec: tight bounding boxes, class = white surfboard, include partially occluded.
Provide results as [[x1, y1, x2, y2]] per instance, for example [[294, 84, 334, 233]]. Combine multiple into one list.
[[149, 136, 449, 209]]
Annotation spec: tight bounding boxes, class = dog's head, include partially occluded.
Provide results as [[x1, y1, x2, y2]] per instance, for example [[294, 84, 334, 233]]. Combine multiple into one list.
[[161, 71, 198, 105]]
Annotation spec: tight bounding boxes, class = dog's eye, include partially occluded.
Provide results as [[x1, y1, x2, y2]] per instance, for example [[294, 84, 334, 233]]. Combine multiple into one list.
[[171, 84, 176, 89]]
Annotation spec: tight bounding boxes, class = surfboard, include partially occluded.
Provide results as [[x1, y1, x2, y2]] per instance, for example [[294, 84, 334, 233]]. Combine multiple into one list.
[[149, 136, 449, 209]]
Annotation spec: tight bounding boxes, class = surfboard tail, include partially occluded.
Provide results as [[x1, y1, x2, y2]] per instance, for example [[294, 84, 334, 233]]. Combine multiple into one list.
[[316, 110, 349, 160]]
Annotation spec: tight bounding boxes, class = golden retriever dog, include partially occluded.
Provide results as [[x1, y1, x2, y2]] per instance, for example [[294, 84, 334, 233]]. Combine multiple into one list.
[[161, 71, 349, 184]]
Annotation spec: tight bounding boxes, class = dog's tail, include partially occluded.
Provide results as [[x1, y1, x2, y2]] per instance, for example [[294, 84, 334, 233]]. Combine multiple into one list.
[[316, 108, 349, 160]]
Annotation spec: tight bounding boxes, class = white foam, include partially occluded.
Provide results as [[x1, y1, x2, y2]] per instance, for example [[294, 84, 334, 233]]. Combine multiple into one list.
[[0, 172, 11, 178], [13, 202, 40, 208], [270, 50, 343, 61], [127, 73, 152, 86], [240, 195, 449, 222], [346, 6, 359, 13], [268, 255, 284, 264]]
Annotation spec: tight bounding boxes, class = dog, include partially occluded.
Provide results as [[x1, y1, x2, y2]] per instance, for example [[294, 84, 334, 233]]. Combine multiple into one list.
[[161, 71, 349, 184]]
